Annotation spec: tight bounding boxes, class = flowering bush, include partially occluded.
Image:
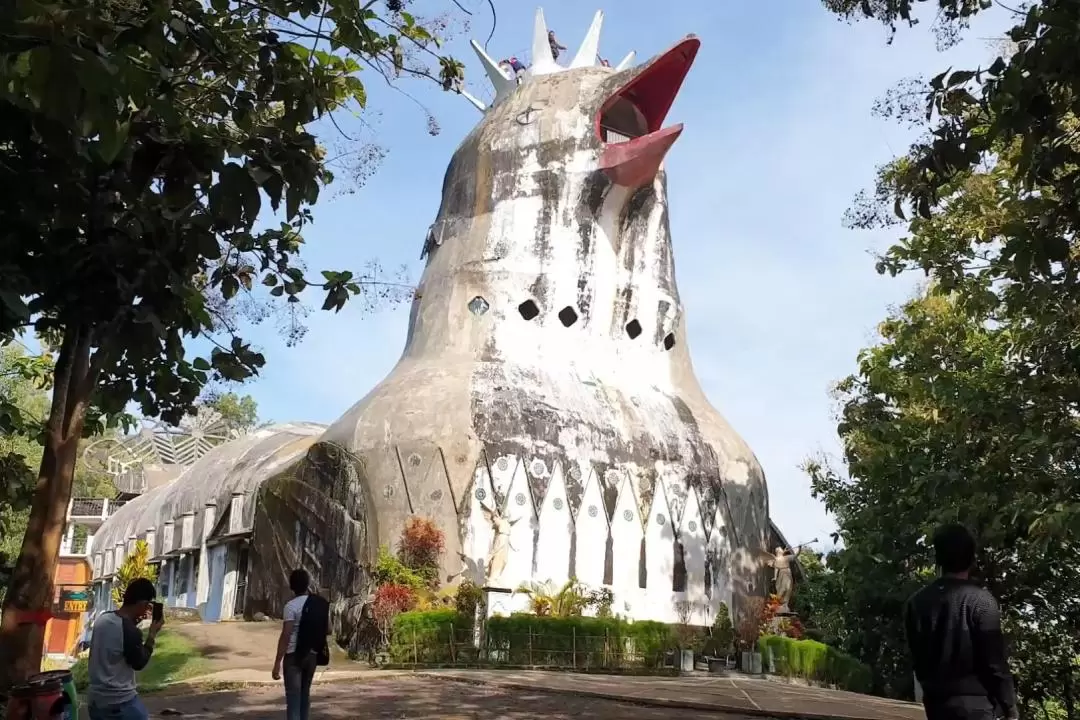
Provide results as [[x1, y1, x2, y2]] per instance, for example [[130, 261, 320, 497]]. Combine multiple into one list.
[[773, 615, 805, 640], [758, 593, 804, 639]]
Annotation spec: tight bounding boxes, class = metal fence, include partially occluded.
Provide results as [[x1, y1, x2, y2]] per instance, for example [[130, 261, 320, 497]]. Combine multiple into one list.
[[389, 626, 674, 672]]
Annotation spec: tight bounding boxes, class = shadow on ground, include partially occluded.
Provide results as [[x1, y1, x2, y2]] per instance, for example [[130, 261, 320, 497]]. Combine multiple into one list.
[[139, 677, 749, 719]]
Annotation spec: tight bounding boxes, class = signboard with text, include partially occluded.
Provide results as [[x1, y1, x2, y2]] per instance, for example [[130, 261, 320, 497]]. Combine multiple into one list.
[[57, 587, 91, 614]]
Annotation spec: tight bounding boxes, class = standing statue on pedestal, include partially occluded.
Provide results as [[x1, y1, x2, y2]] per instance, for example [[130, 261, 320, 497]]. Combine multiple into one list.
[[765, 546, 801, 613], [482, 504, 516, 586]]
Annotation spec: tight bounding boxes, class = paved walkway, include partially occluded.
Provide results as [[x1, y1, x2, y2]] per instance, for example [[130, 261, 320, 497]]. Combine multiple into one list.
[[137, 676, 757, 719], [420, 669, 925, 720]]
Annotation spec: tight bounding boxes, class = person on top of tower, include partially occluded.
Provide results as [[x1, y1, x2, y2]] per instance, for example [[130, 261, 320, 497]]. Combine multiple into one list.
[[548, 30, 566, 61]]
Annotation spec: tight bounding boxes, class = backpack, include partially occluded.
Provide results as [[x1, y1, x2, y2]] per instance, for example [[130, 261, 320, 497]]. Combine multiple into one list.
[[295, 594, 331, 666]]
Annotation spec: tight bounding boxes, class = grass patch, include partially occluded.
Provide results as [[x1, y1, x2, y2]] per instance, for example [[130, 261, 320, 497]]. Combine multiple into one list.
[[71, 630, 209, 694]]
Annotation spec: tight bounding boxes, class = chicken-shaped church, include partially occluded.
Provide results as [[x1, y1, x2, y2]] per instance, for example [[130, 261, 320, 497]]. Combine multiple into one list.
[[87, 8, 774, 636]]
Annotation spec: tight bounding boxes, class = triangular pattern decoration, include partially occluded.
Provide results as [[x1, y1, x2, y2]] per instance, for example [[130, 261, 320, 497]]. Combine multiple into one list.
[[526, 455, 553, 513], [563, 459, 587, 517], [635, 472, 655, 527], [409, 447, 455, 521], [600, 466, 622, 522]]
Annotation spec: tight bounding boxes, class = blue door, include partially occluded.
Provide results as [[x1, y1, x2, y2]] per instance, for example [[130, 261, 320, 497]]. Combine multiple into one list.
[[201, 545, 228, 622]]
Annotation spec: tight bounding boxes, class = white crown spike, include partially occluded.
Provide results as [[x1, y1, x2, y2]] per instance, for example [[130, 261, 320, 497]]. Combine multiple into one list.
[[615, 51, 636, 71], [462, 8, 635, 113], [569, 10, 604, 69], [470, 40, 517, 104], [459, 87, 487, 113], [528, 8, 559, 77]]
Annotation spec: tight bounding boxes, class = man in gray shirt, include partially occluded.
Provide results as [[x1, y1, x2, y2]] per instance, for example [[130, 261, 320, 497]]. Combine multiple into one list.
[[87, 578, 164, 720]]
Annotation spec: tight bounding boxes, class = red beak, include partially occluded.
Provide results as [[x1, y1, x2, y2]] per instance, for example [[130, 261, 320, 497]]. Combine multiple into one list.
[[597, 37, 700, 187]]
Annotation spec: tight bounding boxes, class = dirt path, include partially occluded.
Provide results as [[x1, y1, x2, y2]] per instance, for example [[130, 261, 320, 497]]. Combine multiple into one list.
[[141, 676, 750, 719], [167, 620, 351, 673]]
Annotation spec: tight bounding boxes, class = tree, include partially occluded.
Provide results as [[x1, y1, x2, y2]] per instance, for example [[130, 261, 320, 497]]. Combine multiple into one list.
[[110, 540, 158, 609], [204, 391, 260, 433], [0, 0, 463, 686], [805, 289, 1080, 703], [1, 343, 122, 607], [816, 0, 1080, 707], [0, 344, 51, 591]]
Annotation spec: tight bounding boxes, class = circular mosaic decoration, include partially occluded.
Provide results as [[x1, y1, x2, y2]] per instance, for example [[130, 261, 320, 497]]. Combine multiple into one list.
[[569, 465, 582, 480], [604, 469, 620, 484], [383, 485, 395, 499], [656, 513, 667, 526], [515, 492, 527, 506], [531, 459, 547, 477], [497, 457, 509, 471], [474, 488, 487, 502], [587, 505, 599, 518], [553, 498, 564, 510], [430, 489, 443, 501], [688, 520, 698, 532], [408, 453, 422, 467], [623, 509, 634, 522]]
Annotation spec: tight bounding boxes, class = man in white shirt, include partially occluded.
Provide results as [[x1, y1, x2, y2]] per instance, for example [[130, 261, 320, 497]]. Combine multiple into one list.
[[272, 569, 316, 720]]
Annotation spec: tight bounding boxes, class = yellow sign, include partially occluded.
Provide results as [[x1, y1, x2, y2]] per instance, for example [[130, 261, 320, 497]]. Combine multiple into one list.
[[62, 600, 88, 614]]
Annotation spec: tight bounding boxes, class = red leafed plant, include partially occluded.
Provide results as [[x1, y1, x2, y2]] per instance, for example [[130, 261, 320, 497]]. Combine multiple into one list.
[[371, 583, 417, 643], [398, 516, 445, 582], [758, 593, 782, 633], [373, 583, 416, 620], [759, 594, 805, 640]]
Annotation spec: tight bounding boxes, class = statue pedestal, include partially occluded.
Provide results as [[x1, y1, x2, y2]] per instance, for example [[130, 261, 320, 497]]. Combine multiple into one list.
[[481, 586, 515, 619]]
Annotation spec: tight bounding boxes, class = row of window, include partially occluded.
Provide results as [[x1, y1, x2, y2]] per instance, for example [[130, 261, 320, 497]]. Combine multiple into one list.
[[91, 493, 245, 579], [466, 295, 677, 350]]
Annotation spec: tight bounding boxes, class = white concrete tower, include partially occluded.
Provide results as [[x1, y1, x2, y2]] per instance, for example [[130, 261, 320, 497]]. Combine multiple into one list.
[[269, 8, 770, 626]]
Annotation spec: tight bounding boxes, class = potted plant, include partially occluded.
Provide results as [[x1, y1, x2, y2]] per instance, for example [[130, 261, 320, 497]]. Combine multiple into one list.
[[673, 601, 699, 672], [705, 602, 735, 672], [735, 596, 765, 675]]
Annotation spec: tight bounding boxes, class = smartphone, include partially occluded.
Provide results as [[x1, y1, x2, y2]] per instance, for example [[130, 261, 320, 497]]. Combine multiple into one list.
[[151, 602, 164, 623]]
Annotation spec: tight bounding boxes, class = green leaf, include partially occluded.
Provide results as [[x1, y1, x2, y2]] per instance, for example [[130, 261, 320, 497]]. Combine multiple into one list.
[[946, 69, 975, 87], [96, 121, 131, 164], [221, 275, 240, 300]]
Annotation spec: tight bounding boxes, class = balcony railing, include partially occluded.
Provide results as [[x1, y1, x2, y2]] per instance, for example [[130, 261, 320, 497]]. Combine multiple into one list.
[[69, 498, 126, 521]]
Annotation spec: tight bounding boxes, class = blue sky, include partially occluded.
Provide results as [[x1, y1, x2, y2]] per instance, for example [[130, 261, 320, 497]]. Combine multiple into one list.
[[234, 1, 1010, 551]]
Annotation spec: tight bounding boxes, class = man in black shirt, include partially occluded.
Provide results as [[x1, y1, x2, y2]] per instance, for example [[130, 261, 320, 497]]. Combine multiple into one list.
[[905, 524, 1018, 720]]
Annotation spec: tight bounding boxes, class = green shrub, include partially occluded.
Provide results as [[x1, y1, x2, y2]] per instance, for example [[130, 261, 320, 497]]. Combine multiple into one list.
[[454, 579, 483, 618], [388, 609, 474, 664], [757, 634, 872, 693], [704, 602, 734, 656], [387, 609, 675, 670], [373, 546, 426, 591], [485, 614, 672, 669]]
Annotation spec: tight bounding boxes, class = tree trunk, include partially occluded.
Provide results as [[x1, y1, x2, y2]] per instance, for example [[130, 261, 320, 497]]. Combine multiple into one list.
[[0, 326, 97, 695], [1064, 664, 1075, 720]]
